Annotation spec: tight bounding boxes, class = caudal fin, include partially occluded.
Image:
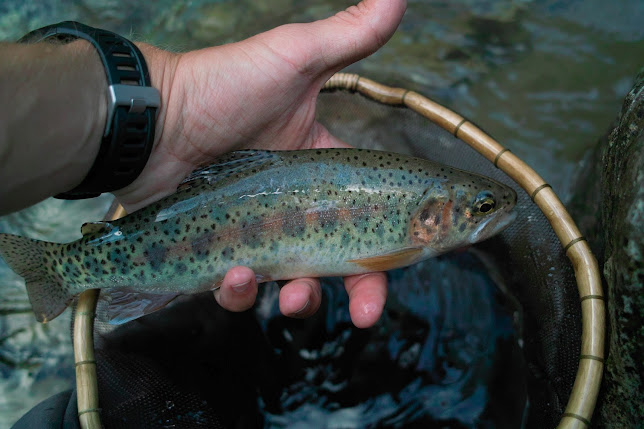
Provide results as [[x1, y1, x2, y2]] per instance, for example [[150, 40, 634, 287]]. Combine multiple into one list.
[[0, 233, 71, 323]]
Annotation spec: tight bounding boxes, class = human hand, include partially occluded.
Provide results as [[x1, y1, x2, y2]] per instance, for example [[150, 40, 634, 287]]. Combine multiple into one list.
[[115, 0, 407, 328]]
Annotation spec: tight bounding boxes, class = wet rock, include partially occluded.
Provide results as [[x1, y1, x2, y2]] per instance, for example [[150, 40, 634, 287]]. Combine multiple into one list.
[[569, 69, 644, 427], [598, 69, 644, 427]]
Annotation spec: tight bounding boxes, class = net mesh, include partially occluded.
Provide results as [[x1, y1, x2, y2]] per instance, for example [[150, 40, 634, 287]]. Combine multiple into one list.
[[77, 90, 581, 428]]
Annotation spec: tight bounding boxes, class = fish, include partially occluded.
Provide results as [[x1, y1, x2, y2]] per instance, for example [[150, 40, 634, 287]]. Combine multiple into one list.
[[0, 149, 517, 324]]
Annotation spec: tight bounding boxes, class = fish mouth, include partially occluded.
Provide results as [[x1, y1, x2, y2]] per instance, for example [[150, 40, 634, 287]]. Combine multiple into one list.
[[468, 210, 517, 244]]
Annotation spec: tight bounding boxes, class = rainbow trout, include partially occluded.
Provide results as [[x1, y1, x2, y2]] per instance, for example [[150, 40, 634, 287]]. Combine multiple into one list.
[[0, 149, 517, 324]]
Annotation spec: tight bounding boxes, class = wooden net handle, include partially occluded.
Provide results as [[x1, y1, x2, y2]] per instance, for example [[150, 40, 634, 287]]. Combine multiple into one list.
[[74, 201, 126, 429], [323, 73, 604, 428]]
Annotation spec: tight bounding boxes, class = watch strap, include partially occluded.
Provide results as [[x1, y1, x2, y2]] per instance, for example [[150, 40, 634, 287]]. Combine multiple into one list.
[[19, 21, 159, 199]]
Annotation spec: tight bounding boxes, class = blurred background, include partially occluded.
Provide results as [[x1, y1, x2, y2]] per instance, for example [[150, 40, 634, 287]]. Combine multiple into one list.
[[1, 0, 642, 427]]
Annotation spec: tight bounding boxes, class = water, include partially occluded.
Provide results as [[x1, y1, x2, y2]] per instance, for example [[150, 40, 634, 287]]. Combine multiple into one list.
[[1, 0, 642, 426], [256, 254, 523, 427]]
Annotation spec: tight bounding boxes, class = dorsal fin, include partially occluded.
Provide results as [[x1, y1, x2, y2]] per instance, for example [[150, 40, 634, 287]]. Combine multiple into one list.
[[177, 150, 277, 191], [81, 221, 112, 236]]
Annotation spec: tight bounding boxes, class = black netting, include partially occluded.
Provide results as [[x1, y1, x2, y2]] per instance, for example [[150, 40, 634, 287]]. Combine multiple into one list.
[[72, 90, 581, 428]]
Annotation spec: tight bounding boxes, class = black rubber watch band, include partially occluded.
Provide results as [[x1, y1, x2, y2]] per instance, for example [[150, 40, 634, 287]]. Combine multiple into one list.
[[19, 21, 159, 199]]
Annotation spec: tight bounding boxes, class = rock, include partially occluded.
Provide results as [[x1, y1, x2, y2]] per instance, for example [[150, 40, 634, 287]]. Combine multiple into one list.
[[570, 69, 644, 427], [598, 69, 644, 427]]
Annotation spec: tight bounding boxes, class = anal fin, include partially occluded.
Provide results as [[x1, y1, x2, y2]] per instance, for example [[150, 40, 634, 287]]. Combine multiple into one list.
[[347, 247, 423, 272], [102, 289, 179, 325]]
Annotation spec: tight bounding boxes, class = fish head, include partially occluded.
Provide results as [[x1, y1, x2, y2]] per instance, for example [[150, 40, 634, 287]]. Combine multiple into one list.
[[410, 173, 517, 254]]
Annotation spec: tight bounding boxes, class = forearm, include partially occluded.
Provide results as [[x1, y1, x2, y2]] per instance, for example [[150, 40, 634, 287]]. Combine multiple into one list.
[[0, 40, 107, 214]]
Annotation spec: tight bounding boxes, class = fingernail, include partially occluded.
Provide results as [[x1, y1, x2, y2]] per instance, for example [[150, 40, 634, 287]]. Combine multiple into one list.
[[232, 281, 250, 294], [293, 299, 310, 315]]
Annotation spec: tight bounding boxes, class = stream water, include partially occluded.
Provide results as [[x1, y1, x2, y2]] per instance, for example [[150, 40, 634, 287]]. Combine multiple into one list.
[[1, 0, 642, 427]]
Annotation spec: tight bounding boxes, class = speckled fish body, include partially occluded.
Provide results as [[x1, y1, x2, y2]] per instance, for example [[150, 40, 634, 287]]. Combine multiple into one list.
[[0, 149, 516, 323]]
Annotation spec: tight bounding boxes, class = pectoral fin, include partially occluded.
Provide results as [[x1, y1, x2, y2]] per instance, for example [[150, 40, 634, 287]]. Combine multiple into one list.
[[347, 247, 423, 272], [102, 289, 179, 325]]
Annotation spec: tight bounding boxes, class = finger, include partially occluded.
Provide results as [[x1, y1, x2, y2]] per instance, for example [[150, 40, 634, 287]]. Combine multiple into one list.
[[214, 266, 259, 312], [344, 271, 387, 328], [257, 0, 407, 79], [278, 277, 322, 318]]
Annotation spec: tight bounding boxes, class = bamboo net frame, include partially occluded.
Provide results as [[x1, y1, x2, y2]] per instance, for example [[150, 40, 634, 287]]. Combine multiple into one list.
[[73, 73, 604, 428], [321, 73, 605, 428]]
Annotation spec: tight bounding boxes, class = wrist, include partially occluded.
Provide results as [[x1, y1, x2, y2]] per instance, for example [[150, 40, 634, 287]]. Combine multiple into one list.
[[0, 30, 175, 213], [45, 25, 170, 200], [111, 43, 184, 209], [133, 43, 180, 158]]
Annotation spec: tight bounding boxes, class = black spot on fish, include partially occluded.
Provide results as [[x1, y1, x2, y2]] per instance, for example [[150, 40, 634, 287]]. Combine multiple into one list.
[[175, 263, 187, 274], [147, 245, 168, 271]]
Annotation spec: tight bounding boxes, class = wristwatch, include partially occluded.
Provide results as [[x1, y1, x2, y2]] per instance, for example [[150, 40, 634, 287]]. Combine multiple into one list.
[[19, 21, 160, 199]]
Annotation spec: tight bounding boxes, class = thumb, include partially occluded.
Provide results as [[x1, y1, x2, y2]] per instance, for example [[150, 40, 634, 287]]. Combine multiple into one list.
[[255, 0, 406, 79]]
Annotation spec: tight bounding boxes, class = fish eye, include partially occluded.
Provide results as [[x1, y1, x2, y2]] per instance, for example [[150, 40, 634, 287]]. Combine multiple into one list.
[[473, 191, 496, 215], [479, 202, 493, 212]]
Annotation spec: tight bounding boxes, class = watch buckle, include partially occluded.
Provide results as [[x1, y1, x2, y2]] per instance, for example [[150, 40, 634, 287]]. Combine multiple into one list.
[[105, 84, 160, 137]]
